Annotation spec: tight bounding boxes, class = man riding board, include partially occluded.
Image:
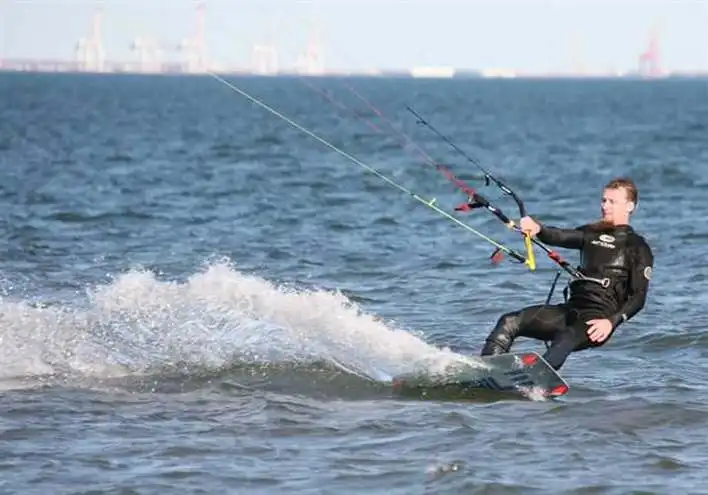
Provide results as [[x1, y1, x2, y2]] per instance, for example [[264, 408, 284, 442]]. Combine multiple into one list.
[[480, 177, 654, 370]]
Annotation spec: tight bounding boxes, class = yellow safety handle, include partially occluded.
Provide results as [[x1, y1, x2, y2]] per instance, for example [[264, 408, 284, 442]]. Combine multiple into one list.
[[523, 233, 536, 271]]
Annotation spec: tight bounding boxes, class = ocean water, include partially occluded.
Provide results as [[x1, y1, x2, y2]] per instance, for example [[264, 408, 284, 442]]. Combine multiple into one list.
[[0, 72, 707, 494]]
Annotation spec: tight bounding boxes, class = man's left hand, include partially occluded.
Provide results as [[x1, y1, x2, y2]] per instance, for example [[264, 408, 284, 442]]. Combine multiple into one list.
[[586, 319, 613, 343]]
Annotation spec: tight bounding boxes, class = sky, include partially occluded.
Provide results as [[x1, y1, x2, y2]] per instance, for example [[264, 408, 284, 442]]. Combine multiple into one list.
[[1, 0, 707, 74]]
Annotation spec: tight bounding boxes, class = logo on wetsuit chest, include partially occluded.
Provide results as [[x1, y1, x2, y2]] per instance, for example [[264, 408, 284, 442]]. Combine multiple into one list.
[[591, 234, 616, 249]]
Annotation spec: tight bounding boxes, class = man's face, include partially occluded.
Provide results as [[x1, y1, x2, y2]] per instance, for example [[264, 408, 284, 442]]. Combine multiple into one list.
[[601, 187, 633, 224]]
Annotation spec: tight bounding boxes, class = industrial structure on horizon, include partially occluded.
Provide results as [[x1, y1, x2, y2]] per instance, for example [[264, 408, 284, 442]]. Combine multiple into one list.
[[0, 2, 704, 79], [0, 1, 334, 77]]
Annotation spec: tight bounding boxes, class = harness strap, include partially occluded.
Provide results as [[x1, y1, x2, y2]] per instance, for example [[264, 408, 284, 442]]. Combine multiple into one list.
[[572, 275, 612, 288], [543, 271, 563, 350]]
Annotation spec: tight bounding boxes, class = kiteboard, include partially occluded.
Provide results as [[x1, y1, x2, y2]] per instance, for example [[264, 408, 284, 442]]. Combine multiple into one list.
[[391, 351, 569, 399]]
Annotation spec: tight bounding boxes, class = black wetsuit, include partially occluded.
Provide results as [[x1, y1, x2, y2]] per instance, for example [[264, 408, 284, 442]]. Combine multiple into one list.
[[480, 222, 654, 370]]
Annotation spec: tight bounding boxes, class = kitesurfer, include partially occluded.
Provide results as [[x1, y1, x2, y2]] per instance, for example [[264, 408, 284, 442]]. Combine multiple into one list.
[[480, 177, 654, 370]]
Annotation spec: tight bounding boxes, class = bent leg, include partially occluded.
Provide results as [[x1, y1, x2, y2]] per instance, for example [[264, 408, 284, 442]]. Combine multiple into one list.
[[542, 310, 599, 370], [480, 304, 568, 356]]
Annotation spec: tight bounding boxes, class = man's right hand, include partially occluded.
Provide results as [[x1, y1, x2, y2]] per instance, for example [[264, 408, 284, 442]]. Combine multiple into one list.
[[519, 216, 541, 237]]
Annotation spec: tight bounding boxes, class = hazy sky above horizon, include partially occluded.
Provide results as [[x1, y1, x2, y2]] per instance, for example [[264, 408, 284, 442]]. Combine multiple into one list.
[[1, 0, 706, 74]]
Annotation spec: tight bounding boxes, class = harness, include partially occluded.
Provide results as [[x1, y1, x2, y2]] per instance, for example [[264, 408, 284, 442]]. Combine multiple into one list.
[[541, 269, 613, 349]]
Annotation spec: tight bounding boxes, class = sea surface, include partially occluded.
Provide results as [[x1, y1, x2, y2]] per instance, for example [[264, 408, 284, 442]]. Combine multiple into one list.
[[0, 72, 707, 494]]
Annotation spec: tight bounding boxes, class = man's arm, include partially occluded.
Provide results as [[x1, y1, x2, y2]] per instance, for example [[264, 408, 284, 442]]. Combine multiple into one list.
[[536, 223, 586, 249], [608, 240, 654, 329]]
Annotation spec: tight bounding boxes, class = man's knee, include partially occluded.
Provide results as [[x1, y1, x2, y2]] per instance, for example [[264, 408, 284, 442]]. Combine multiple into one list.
[[480, 311, 522, 356], [543, 322, 597, 370]]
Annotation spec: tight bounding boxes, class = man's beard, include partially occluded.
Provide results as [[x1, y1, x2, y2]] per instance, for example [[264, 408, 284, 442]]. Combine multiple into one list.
[[584, 219, 616, 231]]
